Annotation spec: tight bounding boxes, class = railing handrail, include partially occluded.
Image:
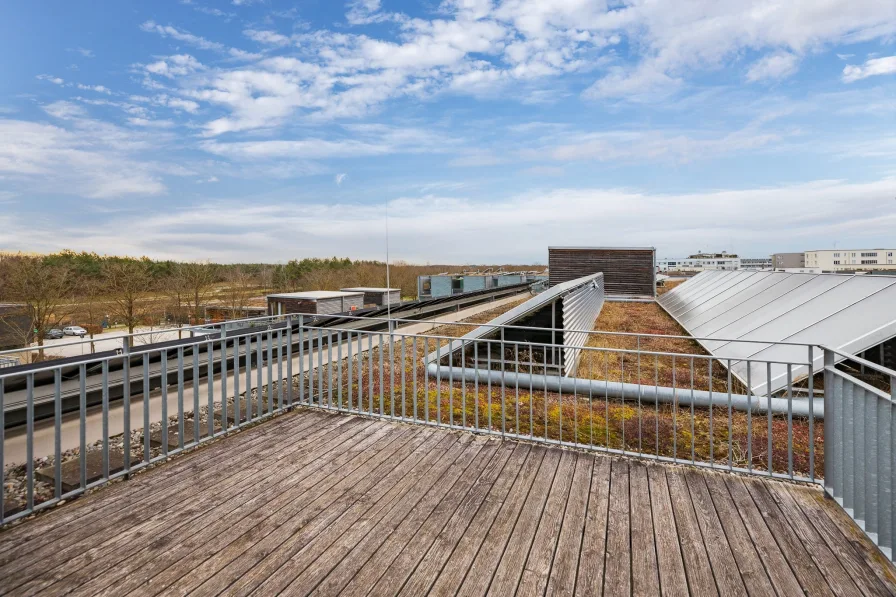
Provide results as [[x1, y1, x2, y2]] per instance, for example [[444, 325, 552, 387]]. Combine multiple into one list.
[[0, 309, 819, 361], [820, 344, 896, 381]]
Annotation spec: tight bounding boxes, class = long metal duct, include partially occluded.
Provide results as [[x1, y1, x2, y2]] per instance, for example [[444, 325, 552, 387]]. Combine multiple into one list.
[[426, 364, 823, 419]]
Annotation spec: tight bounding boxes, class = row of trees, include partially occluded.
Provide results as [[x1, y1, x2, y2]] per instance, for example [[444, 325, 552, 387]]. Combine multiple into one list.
[[0, 251, 540, 354]]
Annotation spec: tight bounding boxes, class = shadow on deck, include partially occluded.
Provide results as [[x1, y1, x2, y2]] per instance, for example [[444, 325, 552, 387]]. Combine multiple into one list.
[[0, 408, 894, 596]]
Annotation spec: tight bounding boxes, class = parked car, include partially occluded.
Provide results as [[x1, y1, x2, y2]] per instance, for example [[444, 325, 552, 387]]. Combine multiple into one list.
[[45, 329, 64, 339], [63, 326, 88, 338]]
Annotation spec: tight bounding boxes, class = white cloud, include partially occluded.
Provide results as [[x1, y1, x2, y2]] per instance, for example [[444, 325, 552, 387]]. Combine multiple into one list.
[[244, 29, 290, 46], [746, 52, 800, 82], [144, 54, 204, 78], [76, 83, 113, 94], [0, 118, 166, 199], [36, 74, 65, 86], [140, 21, 259, 59], [583, 0, 896, 101], [335, 172, 347, 186], [68, 47, 94, 58], [842, 55, 896, 83], [3, 177, 892, 262]]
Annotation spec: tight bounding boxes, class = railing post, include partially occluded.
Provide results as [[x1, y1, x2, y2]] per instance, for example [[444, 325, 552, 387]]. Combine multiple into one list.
[[121, 337, 131, 477], [824, 347, 835, 493]]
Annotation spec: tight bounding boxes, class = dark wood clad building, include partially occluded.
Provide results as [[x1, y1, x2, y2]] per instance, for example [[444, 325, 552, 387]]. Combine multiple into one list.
[[266, 291, 365, 316], [0, 303, 30, 350], [339, 287, 401, 307], [548, 246, 656, 297]]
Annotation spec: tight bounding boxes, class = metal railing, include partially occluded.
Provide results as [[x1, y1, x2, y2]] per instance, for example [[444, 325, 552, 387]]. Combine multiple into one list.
[[3, 312, 893, 572], [823, 346, 895, 565], [1, 314, 828, 527]]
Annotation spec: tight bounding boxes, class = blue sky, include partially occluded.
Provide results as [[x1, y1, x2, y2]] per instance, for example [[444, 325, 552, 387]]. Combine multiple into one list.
[[0, 0, 894, 264]]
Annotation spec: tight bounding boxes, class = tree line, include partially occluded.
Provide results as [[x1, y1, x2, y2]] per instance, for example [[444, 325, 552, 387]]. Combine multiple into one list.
[[0, 251, 538, 353]]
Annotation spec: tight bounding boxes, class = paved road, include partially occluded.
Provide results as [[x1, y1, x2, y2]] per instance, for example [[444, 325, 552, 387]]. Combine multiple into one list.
[[3, 294, 524, 463]]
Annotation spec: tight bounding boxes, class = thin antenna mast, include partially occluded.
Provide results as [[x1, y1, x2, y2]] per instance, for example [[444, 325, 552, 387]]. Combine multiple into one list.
[[385, 202, 391, 325]]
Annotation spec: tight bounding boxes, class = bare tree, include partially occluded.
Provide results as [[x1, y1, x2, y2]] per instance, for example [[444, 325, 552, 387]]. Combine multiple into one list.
[[103, 259, 153, 339], [223, 266, 255, 319], [171, 261, 216, 322], [0, 255, 72, 358]]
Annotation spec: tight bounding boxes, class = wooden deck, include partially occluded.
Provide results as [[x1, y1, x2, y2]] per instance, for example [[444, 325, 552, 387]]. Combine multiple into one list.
[[0, 409, 894, 596]]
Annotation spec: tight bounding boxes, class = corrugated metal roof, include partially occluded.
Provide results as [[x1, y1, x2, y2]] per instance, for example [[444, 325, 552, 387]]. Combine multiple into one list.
[[266, 291, 364, 300], [658, 270, 896, 395], [339, 287, 400, 292]]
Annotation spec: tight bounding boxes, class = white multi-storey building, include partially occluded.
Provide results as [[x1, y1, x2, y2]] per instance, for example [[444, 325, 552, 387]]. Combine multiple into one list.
[[805, 249, 896, 271], [657, 253, 740, 272]]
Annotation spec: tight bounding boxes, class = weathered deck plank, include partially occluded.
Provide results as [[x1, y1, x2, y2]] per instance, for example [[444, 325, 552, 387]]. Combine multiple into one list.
[[0, 408, 894, 597]]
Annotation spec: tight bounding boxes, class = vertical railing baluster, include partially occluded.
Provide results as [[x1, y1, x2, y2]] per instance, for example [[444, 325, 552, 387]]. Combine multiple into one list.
[[79, 365, 86, 487], [402, 336, 407, 421], [515, 342, 520, 437], [787, 364, 793, 478], [690, 358, 695, 463], [277, 329, 284, 411], [298, 316, 304, 406], [473, 341, 478, 430], [326, 328, 332, 409], [286, 318, 293, 407], [637, 336, 642, 455], [389, 326, 395, 420], [767, 361, 772, 476], [448, 336, 453, 426], [221, 335, 228, 432], [256, 333, 263, 418], [500, 328, 505, 437], [26, 373, 34, 511], [337, 330, 343, 411], [672, 355, 677, 461], [177, 347, 185, 450], [655, 355, 659, 460], [122, 343, 130, 474], [727, 360, 733, 470], [233, 336, 241, 428], [268, 329, 274, 415], [207, 341, 215, 434], [436, 340, 442, 425], [379, 332, 385, 417], [102, 360, 110, 477], [368, 333, 374, 416], [347, 331, 354, 412], [192, 344, 200, 435], [747, 365, 753, 473], [808, 345, 815, 482], [709, 358, 714, 468], [143, 357, 150, 462], [54, 369, 61, 499], [413, 336, 418, 421]]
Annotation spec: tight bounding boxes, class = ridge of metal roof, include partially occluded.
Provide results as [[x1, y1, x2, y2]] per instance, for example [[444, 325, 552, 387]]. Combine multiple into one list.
[[266, 290, 364, 300], [424, 273, 603, 364], [548, 246, 656, 251]]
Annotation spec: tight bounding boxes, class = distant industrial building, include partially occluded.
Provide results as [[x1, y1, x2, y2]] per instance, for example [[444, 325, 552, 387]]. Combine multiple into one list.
[[772, 252, 805, 270], [740, 258, 773, 271], [417, 273, 545, 299], [0, 303, 30, 350], [658, 252, 776, 273], [266, 291, 364, 316], [806, 249, 896, 271], [339, 287, 401, 307], [657, 252, 740, 272], [548, 247, 655, 298]]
